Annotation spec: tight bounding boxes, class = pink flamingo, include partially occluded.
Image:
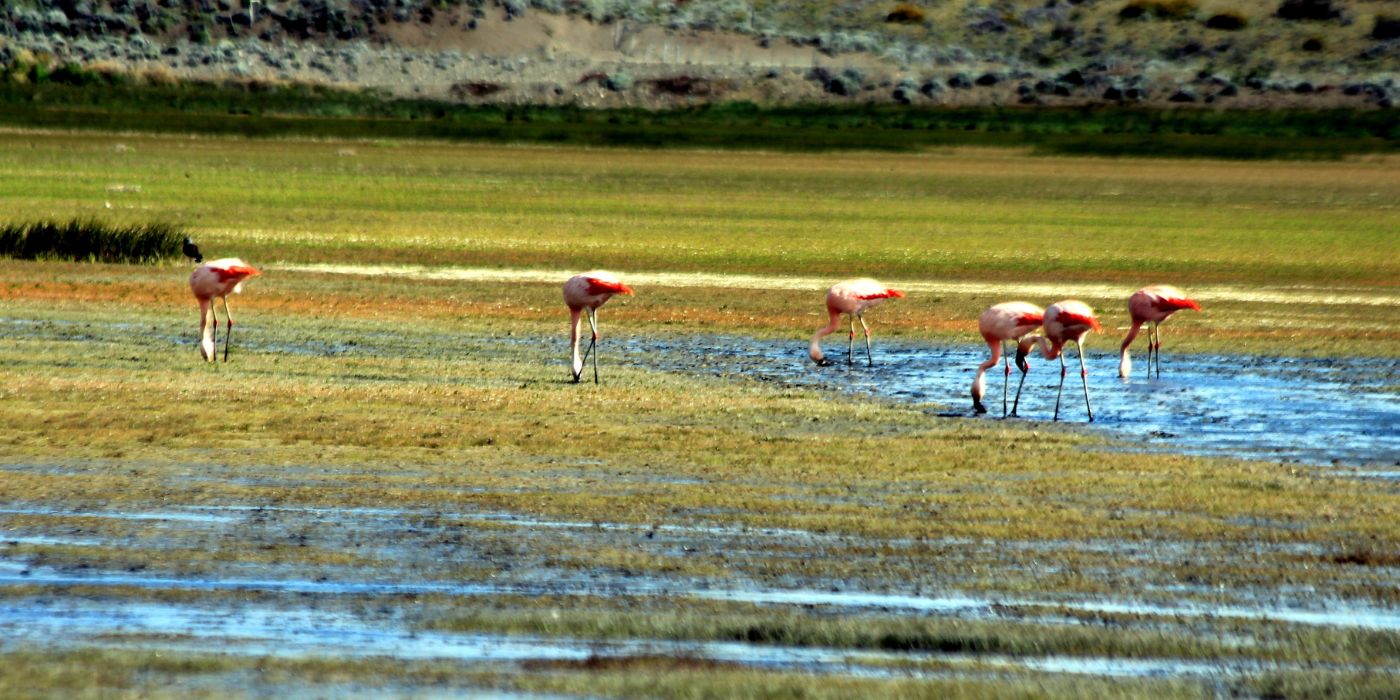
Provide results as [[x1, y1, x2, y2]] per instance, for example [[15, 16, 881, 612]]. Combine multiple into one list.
[[190, 258, 260, 362], [809, 278, 905, 367], [563, 270, 634, 383], [1119, 285, 1202, 379], [972, 301, 1044, 417], [1017, 300, 1101, 421]]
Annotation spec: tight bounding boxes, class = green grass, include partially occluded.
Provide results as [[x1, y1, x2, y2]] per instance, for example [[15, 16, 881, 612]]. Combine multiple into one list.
[[1, 74, 1397, 158]]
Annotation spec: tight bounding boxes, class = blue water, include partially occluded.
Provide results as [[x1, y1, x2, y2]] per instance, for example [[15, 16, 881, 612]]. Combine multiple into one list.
[[617, 335, 1400, 468]]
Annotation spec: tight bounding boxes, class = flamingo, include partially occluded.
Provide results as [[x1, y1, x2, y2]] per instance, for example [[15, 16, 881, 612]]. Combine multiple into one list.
[[1119, 285, 1202, 379], [809, 278, 906, 367], [972, 301, 1044, 417], [563, 270, 634, 383], [190, 258, 260, 362], [1017, 300, 1101, 421]]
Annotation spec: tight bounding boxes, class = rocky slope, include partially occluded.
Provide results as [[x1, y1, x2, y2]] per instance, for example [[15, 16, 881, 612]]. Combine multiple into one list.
[[2, 0, 1397, 109]]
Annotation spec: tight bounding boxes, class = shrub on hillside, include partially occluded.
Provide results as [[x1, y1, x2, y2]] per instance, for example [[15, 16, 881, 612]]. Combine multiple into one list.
[[1275, 0, 1340, 21], [1205, 12, 1247, 30], [1374, 17, 1400, 41], [885, 4, 926, 24], [1119, 0, 1198, 20], [0, 220, 184, 264]]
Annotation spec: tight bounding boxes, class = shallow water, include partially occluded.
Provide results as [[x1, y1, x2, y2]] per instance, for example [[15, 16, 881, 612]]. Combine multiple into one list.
[[4, 314, 1395, 466], [0, 597, 1312, 679], [618, 335, 1400, 467]]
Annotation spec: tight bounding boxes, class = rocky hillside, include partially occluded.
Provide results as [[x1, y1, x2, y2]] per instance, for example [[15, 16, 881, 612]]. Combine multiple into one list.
[[2, 0, 1398, 109]]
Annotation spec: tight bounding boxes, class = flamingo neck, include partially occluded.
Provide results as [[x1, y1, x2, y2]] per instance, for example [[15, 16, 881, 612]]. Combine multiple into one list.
[[1019, 334, 1059, 361], [809, 311, 842, 363], [569, 308, 584, 375], [971, 340, 1002, 403], [1118, 320, 1142, 378]]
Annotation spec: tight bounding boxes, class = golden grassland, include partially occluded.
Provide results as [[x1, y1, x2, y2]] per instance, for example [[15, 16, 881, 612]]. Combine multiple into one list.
[[0, 129, 1397, 696], [2, 129, 1398, 355]]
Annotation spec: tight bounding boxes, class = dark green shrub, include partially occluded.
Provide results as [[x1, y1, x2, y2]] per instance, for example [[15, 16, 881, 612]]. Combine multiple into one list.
[[1276, 0, 1340, 21], [1374, 17, 1400, 40], [1205, 12, 1247, 30], [885, 4, 926, 23], [1120, 0, 1198, 20], [0, 220, 184, 263]]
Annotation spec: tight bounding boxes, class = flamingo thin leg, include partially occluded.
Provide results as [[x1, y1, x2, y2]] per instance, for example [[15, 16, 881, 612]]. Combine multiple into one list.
[[1152, 322, 1162, 379], [586, 309, 600, 384], [1012, 364, 1029, 417], [1054, 353, 1067, 421], [1000, 341, 1010, 418], [221, 296, 235, 362], [209, 303, 218, 363], [859, 316, 872, 366], [1078, 341, 1094, 422], [847, 318, 856, 365]]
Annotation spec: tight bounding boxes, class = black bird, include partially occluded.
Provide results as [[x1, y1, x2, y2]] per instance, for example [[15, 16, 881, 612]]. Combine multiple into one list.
[[183, 237, 203, 263]]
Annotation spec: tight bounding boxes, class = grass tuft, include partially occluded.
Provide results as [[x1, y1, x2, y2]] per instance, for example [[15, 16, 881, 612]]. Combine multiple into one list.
[[0, 220, 184, 264]]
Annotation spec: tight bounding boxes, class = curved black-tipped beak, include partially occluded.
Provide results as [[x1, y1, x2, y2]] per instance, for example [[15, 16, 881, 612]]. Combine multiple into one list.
[[973, 400, 988, 415]]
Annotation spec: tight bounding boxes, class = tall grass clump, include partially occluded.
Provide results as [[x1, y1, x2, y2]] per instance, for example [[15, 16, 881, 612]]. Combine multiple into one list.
[[0, 219, 184, 263]]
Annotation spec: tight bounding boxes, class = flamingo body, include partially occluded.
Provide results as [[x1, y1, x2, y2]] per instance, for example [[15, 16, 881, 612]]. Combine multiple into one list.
[[972, 301, 1043, 416], [564, 270, 634, 383], [190, 258, 260, 362], [809, 278, 905, 366], [1018, 299, 1100, 421], [1120, 285, 1201, 378]]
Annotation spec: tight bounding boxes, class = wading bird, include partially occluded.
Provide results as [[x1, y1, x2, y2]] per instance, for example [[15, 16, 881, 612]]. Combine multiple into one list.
[[809, 278, 905, 367], [972, 301, 1044, 417], [190, 258, 260, 362], [1017, 300, 1101, 421], [182, 237, 203, 263], [1119, 285, 1201, 379], [564, 270, 634, 384]]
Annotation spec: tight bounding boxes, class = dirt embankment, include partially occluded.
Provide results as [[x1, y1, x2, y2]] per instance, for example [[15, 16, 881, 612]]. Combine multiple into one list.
[[3, 3, 1396, 110]]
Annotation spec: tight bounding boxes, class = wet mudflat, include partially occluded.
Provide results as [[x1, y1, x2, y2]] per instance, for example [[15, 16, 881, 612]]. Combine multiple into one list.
[[623, 335, 1400, 468], [2, 494, 1397, 694], [1, 314, 1397, 697]]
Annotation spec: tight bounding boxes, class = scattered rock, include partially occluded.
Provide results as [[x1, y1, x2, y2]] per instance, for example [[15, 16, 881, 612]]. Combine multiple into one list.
[[1168, 88, 1197, 102]]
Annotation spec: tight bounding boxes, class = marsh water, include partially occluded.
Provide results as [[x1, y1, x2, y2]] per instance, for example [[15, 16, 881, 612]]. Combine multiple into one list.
[[3, 315, 1398, 691], [619, 335, 1400, 468], [4, 316, 1395, 467]]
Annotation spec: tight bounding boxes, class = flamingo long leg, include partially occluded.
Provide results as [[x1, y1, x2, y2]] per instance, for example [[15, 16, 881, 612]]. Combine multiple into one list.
[[1054, 353, 1067, 421], [1000, 340, 1010, 418], [221, 296, 235, 362], [847, 317, 856, 365], [1152, 322, 1162, 379], [586, 308, 600, 384], [208, 302, 218, 363], [1078, 340, 1094, 422], [1012, 361, 1029, 417], [859, 315, 872, 366]]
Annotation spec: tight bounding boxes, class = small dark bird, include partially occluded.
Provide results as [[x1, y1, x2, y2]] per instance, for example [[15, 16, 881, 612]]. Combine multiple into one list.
[[183, 237, 203, 263]]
